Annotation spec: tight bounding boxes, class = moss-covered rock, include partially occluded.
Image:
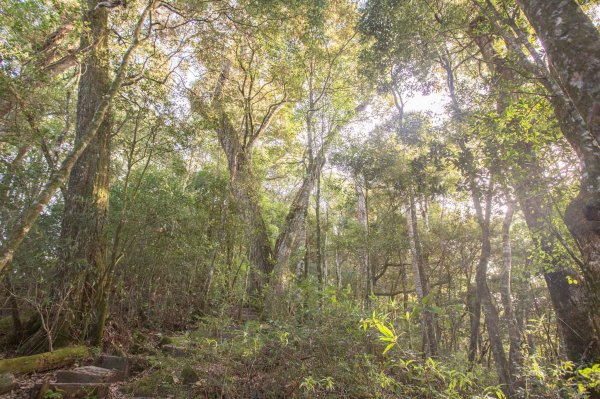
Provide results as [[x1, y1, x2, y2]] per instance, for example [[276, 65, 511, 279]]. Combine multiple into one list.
[[181, 365, 198, 385], [0, 373, 17, 394]]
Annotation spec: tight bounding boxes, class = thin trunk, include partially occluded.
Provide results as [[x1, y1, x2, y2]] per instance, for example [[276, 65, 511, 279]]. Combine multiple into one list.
[[323, 204, 329, 285], [295, 215, 307, 280], [501, 201, 524, 373], [5, 273, 23, 339], [355, 174, 371, 307], [406, 185, 437, 357], [471, 177, 513, 395], [315, 167, 323, 287], [335, 246, 342, 289]]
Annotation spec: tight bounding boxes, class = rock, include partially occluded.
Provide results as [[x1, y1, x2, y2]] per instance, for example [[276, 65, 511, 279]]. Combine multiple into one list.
[[181, 365, 198, 384], [95, 354, 129, 377], [0, 373, 17, 394], [55, 365, 122, 383]]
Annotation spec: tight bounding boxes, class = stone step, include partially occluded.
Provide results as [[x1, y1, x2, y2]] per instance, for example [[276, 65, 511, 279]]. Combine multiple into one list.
[[31, 382, 110, 399], [95, 354, 129, 375], [55, 365, 123, 383]]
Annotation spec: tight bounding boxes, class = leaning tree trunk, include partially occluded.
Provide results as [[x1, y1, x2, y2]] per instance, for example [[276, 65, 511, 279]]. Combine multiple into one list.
[[517, 0, 600, 342], [516, 0, 600, 142], [55, 0, 112, 345], [273, 154, 325, 290]]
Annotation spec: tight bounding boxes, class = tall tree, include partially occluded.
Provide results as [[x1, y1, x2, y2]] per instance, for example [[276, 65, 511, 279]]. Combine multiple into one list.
[[0, 1, 153, 276], [55, 0, 113, 344]]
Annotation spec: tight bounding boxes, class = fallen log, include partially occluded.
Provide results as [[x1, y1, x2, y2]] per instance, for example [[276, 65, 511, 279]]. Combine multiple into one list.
[[0, 346, 90, 374]]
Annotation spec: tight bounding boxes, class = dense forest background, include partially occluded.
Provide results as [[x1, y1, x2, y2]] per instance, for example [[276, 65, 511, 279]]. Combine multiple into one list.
[[1, 0, 600, 397]]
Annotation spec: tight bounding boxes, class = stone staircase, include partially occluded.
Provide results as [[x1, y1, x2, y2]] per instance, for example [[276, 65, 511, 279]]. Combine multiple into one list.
[[30, 355, 129, 399]]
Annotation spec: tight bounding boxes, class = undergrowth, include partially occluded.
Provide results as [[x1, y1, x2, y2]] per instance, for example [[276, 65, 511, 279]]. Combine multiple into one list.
[[121, 283, 599, 398]]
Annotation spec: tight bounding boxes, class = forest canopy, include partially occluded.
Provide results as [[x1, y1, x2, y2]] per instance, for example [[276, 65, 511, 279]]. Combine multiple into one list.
[[1, 0, 600, 398]]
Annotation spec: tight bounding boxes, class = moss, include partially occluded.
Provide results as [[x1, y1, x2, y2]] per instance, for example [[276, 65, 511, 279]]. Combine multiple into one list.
[[181, 365, 198, 385], [123, 371, 176, 396], [159, 335, 189, 347], [0, 346, 90, 375], [0, 317, 12, 333]]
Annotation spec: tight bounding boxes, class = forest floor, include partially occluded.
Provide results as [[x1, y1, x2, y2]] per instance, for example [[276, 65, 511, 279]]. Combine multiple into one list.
[[1, 306, 391, 398], [0, 304, 442, 399], [1, 303, 555, 398]]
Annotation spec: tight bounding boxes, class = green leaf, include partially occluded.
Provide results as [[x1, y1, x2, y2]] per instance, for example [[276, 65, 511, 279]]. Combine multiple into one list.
[[376, 321, 394, 338], [383, 343, 395, 354]]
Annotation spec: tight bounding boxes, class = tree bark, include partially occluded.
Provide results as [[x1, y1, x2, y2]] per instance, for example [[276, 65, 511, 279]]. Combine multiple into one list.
[[315, 167, 323, 287], [467, 282, 481, 368], [485, 0, 600, 344], [516, 0, 600, 142], [55, 0, 112, 344], [272, 154, 325, 289]]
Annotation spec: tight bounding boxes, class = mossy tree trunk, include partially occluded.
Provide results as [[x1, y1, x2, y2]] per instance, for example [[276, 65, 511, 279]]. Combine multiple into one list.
[[54, 0, 112, 345], [0, 346, 90, 374]]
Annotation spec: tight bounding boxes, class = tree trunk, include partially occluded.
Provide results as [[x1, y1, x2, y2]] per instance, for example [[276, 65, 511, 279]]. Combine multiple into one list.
[[55, 0, 112, 344], [354, 174, 372, 307], [315, 167, 323, 287], [0, 346, 90, 375], [514, 0, 600, 343], [500, 201, 524, 373], [229, 152, 275, 293], [467, 284, 481, 369], [471, 178, 513, 395], [471, 19, 600, 362], [406, 184, 437, 357], [0, 1, 151, 277], [516, 0, 600, 142], [272, 153, 326, 289], [513, 146, 599, 362]]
